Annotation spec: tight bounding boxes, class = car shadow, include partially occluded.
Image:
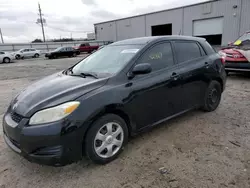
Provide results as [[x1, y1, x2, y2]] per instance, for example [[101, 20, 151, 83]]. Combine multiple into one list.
[[228, 72, 250, 80]]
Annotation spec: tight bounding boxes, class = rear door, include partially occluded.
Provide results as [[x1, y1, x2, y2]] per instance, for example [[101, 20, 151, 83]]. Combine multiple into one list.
[[67, 47, 74, 56], [173, 40, 209, 110], [30, 49, 36, 56]]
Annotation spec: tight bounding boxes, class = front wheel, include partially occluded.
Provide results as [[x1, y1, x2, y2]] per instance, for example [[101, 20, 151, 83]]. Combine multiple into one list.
[[34, 53, 39, 58], [15, 54, 21, 59], [3, 57, 10, 63], [85, 114, 128, 164], [202, 81, 222, 112]]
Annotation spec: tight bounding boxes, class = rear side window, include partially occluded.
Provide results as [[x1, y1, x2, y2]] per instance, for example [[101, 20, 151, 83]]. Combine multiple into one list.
[[206, 41, 217, 52], [136, 42, 174, 72], [174, 41, 202, 63]]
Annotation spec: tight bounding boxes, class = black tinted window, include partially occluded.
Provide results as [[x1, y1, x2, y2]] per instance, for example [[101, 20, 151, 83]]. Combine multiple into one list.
[[0, 52, 4, 54], [137, 42, 174, 71], [174, 42, 202, 63]]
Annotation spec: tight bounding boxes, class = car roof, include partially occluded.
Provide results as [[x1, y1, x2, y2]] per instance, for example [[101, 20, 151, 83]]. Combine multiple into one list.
[[110, 35, 206, 45]]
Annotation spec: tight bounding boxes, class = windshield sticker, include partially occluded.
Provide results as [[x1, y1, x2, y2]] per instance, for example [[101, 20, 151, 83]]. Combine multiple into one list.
[[149, 52, 162, 60], [121, 49, 139, 54], [234, 40, 242, 45]]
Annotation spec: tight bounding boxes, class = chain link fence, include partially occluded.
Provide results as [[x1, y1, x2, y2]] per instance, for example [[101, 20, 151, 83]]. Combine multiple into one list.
[[0, 41, 111, 53]]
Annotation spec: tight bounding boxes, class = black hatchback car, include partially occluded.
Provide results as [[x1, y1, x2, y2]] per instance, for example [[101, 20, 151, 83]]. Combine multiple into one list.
[[3, 36, 226, 166], [45, 47, 80, 59]]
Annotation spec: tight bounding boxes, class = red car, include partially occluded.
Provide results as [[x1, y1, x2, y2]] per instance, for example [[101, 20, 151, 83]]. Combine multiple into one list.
[[74, 43, 99, 53], [219, 32, 250, 74]]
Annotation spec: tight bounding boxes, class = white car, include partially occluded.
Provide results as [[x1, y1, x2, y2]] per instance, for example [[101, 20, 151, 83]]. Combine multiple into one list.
[[0, 51, 14, 63], [13, 48, 41, 59]]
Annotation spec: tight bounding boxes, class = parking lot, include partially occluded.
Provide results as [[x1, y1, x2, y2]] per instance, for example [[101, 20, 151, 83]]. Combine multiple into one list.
[[0, 57, 250, 188]]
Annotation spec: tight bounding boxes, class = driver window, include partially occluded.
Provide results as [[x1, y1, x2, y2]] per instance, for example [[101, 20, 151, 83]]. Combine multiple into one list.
[[136, 42, 174, 72]]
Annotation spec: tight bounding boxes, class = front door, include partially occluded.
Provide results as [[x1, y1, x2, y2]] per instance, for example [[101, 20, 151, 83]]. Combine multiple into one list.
[[22, 49, 30, 57], [125, 42, 182, 130]]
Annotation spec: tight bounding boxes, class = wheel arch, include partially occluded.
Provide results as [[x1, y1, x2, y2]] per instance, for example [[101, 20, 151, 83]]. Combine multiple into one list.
[[81, 104, 134, 156], [84, 105, 134, 137], [213, 77, 224, 92]]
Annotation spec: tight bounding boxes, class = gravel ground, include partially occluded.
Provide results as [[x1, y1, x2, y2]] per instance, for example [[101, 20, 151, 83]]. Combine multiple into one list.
[[0, 57, 250, 188]]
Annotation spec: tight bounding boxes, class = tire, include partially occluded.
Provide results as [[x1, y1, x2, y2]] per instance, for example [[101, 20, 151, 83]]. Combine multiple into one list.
[[34, 53, 39, 58], [3, 57, 10, 63], [15, 54, 21, 59], [202, 81, 222, 112], [72, 53, 76, 57], [85, 114, 128, 164]]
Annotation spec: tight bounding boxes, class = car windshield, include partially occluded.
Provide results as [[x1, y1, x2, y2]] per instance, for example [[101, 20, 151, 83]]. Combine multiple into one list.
[[54, 47, 63, 52], [71, 45, 141, 77], [235, 32, 250, 43]]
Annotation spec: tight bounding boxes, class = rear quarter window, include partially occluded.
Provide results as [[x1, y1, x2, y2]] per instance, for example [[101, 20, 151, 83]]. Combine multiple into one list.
[[174, 41, 202, 63]]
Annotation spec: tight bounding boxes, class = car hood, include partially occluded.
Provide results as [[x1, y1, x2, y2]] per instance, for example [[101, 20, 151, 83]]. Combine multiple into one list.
[[12, 72, 108, 117], [221, 48, 241, 54]]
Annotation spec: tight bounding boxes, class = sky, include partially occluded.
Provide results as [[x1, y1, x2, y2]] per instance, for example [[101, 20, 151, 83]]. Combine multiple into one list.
[[0, 0, 208, 43]]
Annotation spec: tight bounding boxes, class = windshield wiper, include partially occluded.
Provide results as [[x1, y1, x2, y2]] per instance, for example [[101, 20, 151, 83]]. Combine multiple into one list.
[[80, 72, 99, 79]]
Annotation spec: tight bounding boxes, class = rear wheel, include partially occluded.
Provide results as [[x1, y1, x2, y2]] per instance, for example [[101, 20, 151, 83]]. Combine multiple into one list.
[[85, 114, 128, 164], [3, 57, 10, 63], [202, 81, 222, 112], [34, 53, 39, 58]]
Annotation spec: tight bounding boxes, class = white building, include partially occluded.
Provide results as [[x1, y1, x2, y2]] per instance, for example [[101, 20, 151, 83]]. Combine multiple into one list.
[[94, 0, 250, 45]]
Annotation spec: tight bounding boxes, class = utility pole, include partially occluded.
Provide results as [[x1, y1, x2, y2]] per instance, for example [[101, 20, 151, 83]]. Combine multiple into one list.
[[37, 3, 46, 42], [0, 28, 4, 43]]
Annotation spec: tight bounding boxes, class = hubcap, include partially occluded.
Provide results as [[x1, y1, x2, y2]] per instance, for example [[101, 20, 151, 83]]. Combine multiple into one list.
[[94, 122, 124, 158], [209, 88, 218, 104]]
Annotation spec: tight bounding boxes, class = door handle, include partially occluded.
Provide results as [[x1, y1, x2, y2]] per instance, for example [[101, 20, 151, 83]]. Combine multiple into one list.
[[204, 62, 210, 69], [170, 72, 180, 81]]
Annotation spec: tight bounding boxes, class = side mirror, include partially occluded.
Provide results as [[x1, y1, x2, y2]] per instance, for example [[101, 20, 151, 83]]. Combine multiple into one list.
[[132, 63, 152, 75]]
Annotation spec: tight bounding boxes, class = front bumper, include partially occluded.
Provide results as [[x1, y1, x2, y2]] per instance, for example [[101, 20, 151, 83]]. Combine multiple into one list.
[[225, 61, 250, 72], [3, 112, 84, 166]]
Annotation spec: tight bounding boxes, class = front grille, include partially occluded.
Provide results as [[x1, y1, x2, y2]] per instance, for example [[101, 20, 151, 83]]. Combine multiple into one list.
[[226, 53, 234, 58], [10, 111, 23, 123], [226, 61, 249, 64]]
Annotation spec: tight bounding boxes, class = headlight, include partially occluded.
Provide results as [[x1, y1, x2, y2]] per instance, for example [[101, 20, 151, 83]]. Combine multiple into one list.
[[29, 101, 80, 125], [218, 51, 226, 57]]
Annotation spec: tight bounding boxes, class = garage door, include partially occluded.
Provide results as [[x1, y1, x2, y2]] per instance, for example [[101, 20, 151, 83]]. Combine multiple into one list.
[[193, 17, 223, 36]]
